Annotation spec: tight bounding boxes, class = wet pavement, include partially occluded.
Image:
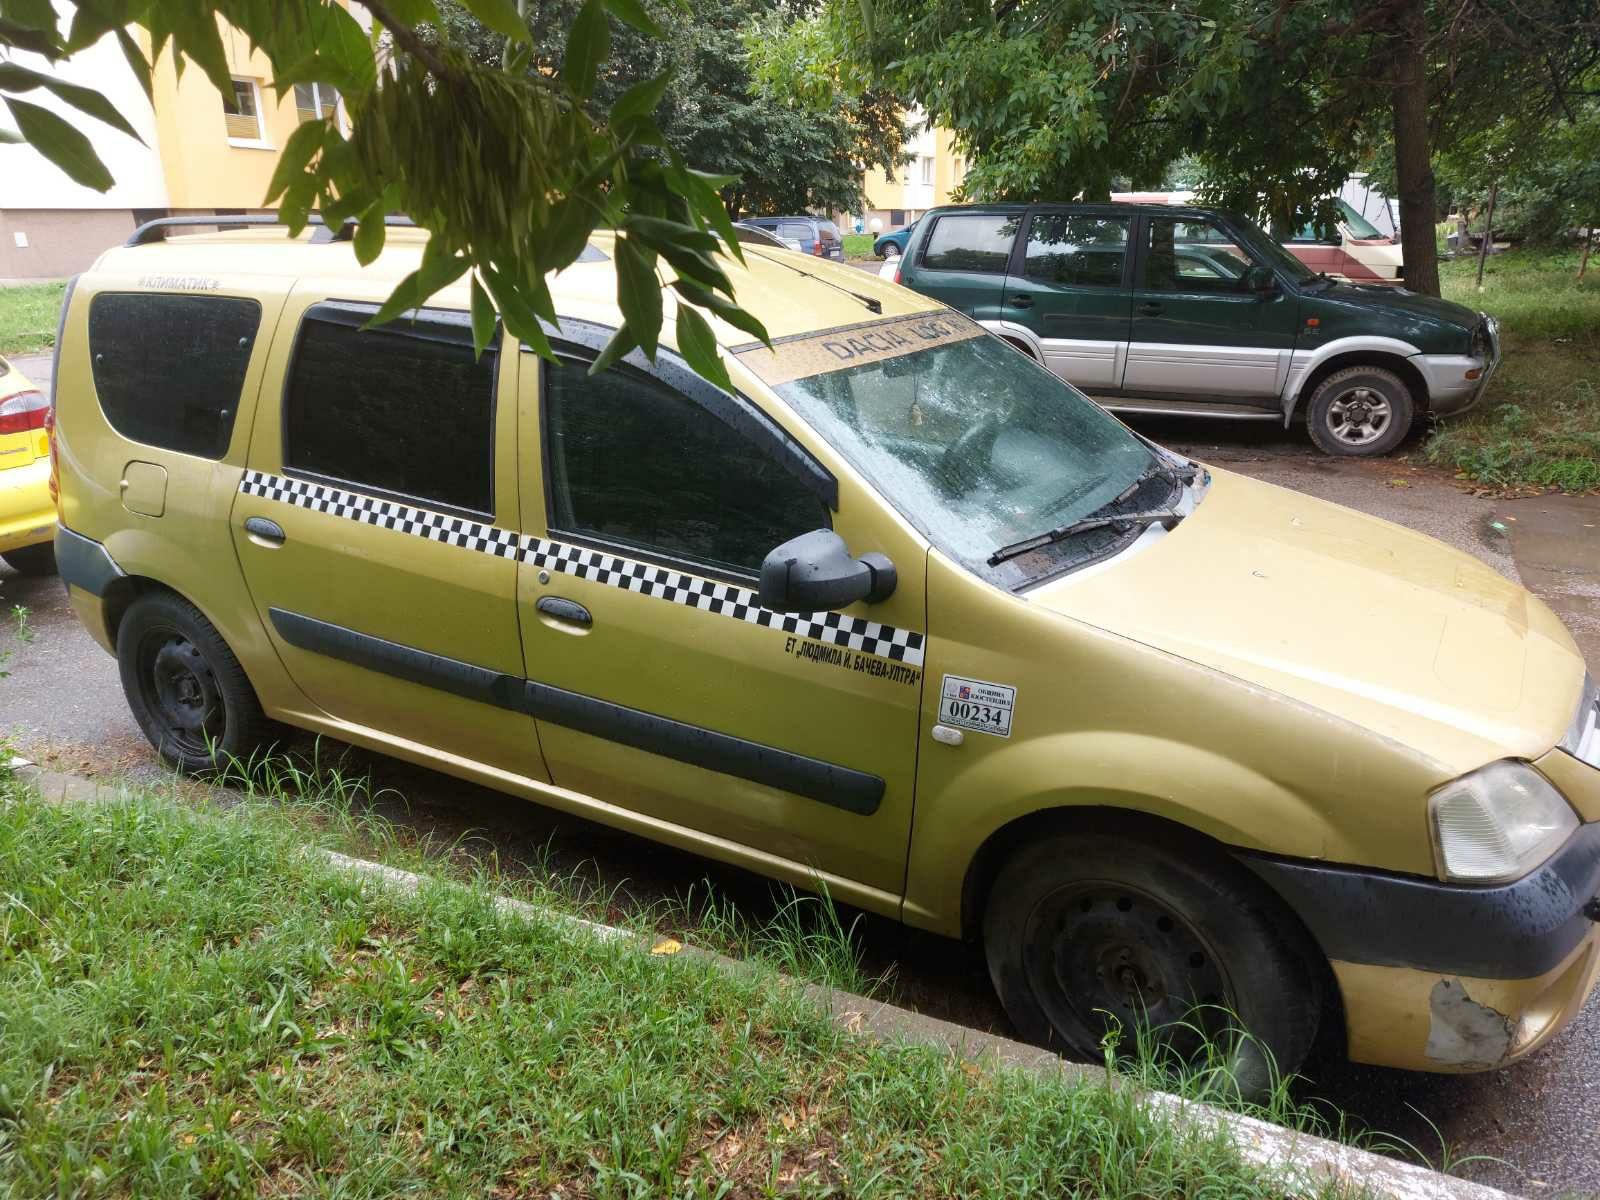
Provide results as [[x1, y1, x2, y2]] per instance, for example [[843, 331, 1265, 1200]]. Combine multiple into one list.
[[3, 390, 1599, 1193]]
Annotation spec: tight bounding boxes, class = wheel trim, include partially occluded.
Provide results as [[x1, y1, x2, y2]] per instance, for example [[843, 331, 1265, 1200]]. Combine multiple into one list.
[[1021, 880, 1236, 1065], [1325, 385, 1394, 446], [139, 628, 226, 757]]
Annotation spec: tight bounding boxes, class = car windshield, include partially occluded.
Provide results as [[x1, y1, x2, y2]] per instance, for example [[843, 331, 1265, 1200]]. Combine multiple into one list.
[[738, 314, 1166, 589], [1338, 199, 1386, 239]]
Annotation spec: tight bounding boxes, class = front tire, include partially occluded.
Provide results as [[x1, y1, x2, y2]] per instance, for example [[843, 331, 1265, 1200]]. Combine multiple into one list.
[[983, 830, 1321, 1096], [116, 591, 277, 774], [1305, 366, 1415, 457], [1, 542, 56, 576], [881, 243, 900, 259]]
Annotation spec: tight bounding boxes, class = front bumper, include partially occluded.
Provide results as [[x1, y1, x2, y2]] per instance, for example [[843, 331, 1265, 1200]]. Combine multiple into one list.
[[0, 457, 54, 555], [1418, 316, 1501, 418]]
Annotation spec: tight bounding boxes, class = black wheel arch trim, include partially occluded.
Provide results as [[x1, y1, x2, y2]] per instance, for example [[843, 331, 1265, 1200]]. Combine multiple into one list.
[[55, 524, 124, 597], [267, 607, 884, 816], [1235, 820, 1600, 980]]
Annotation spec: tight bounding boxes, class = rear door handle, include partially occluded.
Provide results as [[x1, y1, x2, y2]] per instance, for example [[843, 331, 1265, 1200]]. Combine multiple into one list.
[[1008, 294, 1034, 309], [243, 516, 285, 546], [1138, 301, 1163, 315], [537, 596, 592, 628]]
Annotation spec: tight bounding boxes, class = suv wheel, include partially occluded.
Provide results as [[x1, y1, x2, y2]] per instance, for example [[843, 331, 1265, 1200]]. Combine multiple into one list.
[[1305, 366, 1415, 456], [117, 591, 277, 774], [0, 542, 56, 576], [983, 830, 1321, 1096]]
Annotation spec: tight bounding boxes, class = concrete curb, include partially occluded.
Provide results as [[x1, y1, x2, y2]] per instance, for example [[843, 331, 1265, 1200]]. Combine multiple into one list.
[[9, 761, 1519, 1200]]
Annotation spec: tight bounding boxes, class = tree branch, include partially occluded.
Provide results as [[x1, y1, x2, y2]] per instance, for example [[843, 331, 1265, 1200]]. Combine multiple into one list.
[[359, 0, 455, 79]]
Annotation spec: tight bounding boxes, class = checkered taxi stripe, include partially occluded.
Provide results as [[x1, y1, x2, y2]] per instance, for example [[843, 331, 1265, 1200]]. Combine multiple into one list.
[[238, 471, 926, 667]]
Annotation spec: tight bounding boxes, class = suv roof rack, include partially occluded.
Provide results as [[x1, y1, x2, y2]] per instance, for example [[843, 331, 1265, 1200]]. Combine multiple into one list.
[[124, 212, 417, 248]]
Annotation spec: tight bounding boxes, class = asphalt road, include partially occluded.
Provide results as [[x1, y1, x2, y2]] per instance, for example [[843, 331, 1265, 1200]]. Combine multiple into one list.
[[4, 350, 1599, 1193]]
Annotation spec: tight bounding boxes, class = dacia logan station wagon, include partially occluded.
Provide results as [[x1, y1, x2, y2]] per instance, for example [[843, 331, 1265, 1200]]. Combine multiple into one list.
[[896, 203, 1499, 458], [51, 216, 1599, 1088]]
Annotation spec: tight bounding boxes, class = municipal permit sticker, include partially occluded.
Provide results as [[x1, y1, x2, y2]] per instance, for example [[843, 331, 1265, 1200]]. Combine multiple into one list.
[[939, 675, 1016, 738]]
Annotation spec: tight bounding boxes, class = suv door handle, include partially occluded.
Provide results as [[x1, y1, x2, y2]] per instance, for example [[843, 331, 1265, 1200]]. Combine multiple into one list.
[[1008, 294, 1034, 309], [243, 516, 285, 546], [537, 596, 592, 628], [1138, 301, 1163, 315]]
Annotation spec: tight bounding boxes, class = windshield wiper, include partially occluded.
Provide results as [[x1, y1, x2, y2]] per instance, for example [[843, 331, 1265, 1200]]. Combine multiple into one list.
[[988, 510, 1182, 567]]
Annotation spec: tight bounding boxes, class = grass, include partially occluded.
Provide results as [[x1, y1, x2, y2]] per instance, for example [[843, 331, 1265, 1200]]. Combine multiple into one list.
[[842, 232, 876, 260], [1423, 245, 1600, 491], [0, 759, 1363, 1199], [0, 281, 66, 358]]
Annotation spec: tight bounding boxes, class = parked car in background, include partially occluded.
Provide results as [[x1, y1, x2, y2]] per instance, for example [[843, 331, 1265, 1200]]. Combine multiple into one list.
[[0, 353, 56, 576], [732, 221, 799, 251], [739, 215, 843, 260], [896, 202, 1498, 456], [1115, 191, 1405, 285], [874, 218, 919, 259]]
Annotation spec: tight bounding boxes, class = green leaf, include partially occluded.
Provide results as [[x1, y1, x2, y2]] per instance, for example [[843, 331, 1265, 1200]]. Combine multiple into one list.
[[0, 62, 143, 141], [668, 164, 744, 266], [479, 265, 552, 358], [565, 0, 609, 101], [353, 199, 386, 266], [457, 0, 528, 42], [264, 119, 327, 205], [671, 279, 769, 346], [470, 274, 497, 359], [114, 27, 153, 100], [601, 0, 661, 38], [588, 323, 638, 375], [610, 70, 671, 126], [163, 3, 233, 96], [626, 215, 730, 294], [0, 17, 60, 58], [614, 235, 661, 357], [673, 304, 731, 391], [367, 243, 470, 328], [3, 96, 113, 190]]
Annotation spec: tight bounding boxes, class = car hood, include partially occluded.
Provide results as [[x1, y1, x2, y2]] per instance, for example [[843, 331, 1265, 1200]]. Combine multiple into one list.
[[1030, 470, 1584, 772], [1320, 281, 1480, 328]]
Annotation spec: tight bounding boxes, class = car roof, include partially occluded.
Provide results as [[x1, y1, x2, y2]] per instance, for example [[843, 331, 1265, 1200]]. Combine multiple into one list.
[[920, 201, 1241, 219], [86, 227, 938, 345]]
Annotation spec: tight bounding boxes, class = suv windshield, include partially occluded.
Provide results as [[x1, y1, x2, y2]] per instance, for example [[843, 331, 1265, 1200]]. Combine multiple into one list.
[[738, 314, 1168, 589]]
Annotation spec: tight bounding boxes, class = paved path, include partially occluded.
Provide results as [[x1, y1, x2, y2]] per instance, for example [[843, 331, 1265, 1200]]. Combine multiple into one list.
[[3, 405, 1598, 1193]]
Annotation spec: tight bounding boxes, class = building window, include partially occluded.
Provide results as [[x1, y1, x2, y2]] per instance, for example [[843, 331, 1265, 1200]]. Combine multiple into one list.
[[223, 77, 267, 145], [920, 156, 934, 185], [294, 81, 340, 124]]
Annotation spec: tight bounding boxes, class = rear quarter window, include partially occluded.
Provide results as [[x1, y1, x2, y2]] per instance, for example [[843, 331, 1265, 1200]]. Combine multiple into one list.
[[919, 214, 1020, 273], [87, 292, 261, 459]]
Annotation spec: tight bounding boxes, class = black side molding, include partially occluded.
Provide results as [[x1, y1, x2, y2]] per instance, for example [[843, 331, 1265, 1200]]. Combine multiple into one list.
[[1238, 819, 1600, 980], [55, 525, 124, 598], [268, 608, 884, 815]]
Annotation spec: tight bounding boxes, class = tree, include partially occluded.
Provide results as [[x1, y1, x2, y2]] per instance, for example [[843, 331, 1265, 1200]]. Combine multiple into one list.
[[754, 0, 1600, 296], [427, 0, 905, 217], [0, 0, 766, 389]]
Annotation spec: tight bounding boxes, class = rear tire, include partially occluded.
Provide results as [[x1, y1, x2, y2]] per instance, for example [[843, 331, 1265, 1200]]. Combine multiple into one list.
[[1, 542, 56, 576], [1305, 366, 1415, 457], [881, 243, 900, 259], [983, 829, 1321, 1097], [116, 591, 277, 774]]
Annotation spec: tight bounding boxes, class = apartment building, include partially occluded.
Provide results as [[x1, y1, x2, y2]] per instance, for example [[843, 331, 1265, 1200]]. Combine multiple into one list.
[[861, 114, 966, 234]]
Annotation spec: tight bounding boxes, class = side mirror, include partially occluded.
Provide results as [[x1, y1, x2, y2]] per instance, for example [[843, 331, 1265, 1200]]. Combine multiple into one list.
[[1244, 265, 1277, 294], [759, 529, 897, 613]]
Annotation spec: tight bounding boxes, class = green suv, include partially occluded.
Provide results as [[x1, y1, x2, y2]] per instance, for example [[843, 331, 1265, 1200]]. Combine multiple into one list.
[[897, 204, 1499, 456]]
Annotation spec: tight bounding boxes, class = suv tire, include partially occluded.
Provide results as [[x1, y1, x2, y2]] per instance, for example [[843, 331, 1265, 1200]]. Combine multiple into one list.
[[1305, 365, 1415, 457], [117, 591, 277, 774], [0, 542, 56, 576], [983, 830, 1321, 1096]]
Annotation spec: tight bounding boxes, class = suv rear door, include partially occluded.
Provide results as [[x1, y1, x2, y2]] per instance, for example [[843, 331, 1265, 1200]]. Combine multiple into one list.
[[1000, 208, 1134, 395], [898, 210, 1021, 323]]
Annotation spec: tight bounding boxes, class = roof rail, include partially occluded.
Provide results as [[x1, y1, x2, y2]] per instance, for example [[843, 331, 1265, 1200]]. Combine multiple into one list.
[[124, 212, 418, 248]]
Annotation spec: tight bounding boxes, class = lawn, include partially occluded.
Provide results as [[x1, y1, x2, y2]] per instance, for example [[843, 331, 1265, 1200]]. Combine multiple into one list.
[[843, 231, 876, 259], [0, 765, 1346, 1199], [0, 281, 66, 358], [1423, 246, 1600, 491]]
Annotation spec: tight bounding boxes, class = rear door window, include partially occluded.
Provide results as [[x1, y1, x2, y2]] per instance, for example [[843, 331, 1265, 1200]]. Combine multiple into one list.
[[88, 292, 261, 459], [283, 302, 497, 515], [919, 214, 1019, 273], [1021, 214, 1130, 287]]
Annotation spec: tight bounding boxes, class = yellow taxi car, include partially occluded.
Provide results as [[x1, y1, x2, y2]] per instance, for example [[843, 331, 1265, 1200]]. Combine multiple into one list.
[[50, 216, 1600, 1090], [0, 353, 56, 576]]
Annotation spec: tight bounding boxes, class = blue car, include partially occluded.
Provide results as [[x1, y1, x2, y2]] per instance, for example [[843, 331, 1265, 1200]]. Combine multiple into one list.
[[873, 218, 919, 258], [739, 215, 844, 260]]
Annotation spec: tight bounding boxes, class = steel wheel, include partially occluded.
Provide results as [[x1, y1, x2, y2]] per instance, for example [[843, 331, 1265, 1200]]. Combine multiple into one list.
[[1325, 385, 1394, 447], [134, 626, 227, 760]]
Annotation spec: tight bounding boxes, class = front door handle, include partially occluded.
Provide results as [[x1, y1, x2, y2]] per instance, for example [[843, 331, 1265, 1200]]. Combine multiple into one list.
[[1008, 293, 1034, 309], [243, 516, 285, 547], [1138, 301, 1163, 316], [537, 596, 592, 628]]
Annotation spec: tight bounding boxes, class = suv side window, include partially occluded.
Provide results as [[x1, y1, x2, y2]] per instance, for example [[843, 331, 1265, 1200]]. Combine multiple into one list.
[[1144, 217, 1260, 293], [1022, 214, 1130, 287], [283, 303, 496, 514], [919, 213, 1020, 273], [88, 292, 261, 459], [543, 357, 828, 578]]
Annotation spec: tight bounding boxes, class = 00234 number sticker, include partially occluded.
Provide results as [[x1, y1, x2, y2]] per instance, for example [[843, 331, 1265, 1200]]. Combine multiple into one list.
[[938, 675, 1016, 737]]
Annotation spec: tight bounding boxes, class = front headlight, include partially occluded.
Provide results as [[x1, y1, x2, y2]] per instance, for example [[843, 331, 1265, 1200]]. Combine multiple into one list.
[[1429, 761, 1578, 884]]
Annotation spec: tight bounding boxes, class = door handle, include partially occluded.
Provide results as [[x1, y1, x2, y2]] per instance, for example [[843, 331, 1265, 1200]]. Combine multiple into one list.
[[537, 596, 592, 628], [243, 516, 285, 546], [1138, 301, 1163, 315], [1007, 294, 1034, 309]]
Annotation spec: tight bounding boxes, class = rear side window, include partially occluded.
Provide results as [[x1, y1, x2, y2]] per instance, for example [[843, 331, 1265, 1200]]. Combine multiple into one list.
[[88, 292, 261, 459], [1022, 214, 1130, 287], [778, 221, 812, 243], [283, 304, 496, 514], [543, 357, 827, 578], [919, 214, 1020, 273]]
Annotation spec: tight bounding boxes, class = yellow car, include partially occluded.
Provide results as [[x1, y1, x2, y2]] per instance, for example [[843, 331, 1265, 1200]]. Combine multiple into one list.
[[0, 353, 56, 576], [49, 218, 1600, 1089]]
